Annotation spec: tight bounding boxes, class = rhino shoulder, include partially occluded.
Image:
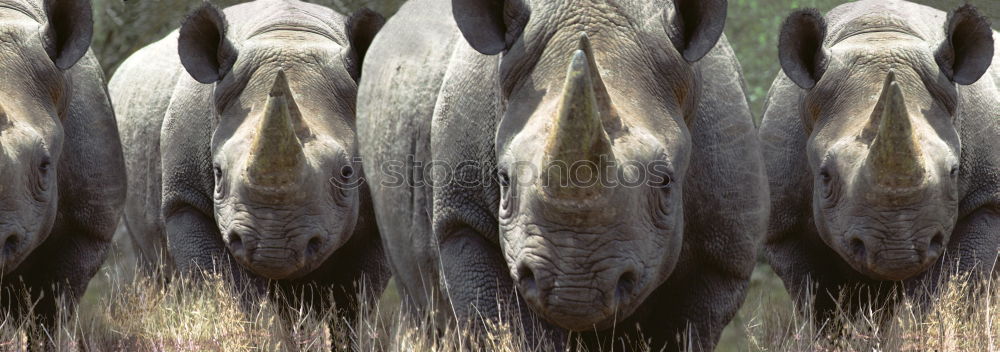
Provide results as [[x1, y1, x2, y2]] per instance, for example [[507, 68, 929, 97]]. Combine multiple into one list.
[[54, 49, 126, 242], [955, 44, 1000, 216], [687, 32, 768, 228], [355, 0, 462, 311], [158, 74, 216, 218], [679, 33, 767, 285], [758, 73, 813, 238], [110, 31, 185, 241]]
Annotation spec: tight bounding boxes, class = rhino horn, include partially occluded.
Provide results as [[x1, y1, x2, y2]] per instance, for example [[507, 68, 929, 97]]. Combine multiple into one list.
[[544, 45, 614, 199], [867, 71, 924, 188], [575, 33, 620, 129], [246, 70, 306, 188]]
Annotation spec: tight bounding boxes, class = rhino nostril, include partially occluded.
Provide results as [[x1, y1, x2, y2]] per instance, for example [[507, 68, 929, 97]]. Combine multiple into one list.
[[228, 232, 244, 254], [2, 233, 20, 256], [928, 232, 944, 255], [306, 235, 322, 257], [517, 264, 538, 296], [615, 270, 637, 303], [849, 236, 866, 259]]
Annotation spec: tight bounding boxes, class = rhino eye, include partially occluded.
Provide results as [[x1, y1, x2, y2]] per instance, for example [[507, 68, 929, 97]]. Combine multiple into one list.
[[498, 170, 510, 188], [213, 164, 224, 193], [819, 168, 832, 184], [498, 168, 514, 217], [38, 157, 51, 175], [950, 165, 959, 178]]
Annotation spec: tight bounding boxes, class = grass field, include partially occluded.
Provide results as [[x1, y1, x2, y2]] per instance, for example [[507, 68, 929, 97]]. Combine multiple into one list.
[[4, 257, 998, 351], [3, 0, 997, 351]]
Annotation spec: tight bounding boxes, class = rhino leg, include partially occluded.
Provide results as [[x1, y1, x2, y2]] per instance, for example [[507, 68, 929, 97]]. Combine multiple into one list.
[[164, 208, 266, 305], [945, 208, 1000, 276], [437, 230, 562, 347], [270, 222, 390, 326], [908, 207, 1000, 297], [6, 225, 110, 329]]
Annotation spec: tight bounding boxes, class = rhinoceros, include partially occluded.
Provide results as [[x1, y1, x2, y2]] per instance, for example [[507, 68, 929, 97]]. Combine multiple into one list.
[[357, 0, 767, 349], [0, 0, 125, 326], [761, 0, 999, 320], [110, 0, 388, 316]]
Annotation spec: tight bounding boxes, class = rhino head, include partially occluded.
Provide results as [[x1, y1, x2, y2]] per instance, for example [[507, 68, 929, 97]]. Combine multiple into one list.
[[0, 0, 92, 274], [177, 4, 383, 280], [454, 0, 727, 330], [778, 6, 994, 280]]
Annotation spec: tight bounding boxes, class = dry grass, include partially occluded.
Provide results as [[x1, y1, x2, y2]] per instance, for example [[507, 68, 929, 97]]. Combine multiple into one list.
[[744, 272, 999, 352], [0, 257, 995, 351], [11, 0, 993, 350]]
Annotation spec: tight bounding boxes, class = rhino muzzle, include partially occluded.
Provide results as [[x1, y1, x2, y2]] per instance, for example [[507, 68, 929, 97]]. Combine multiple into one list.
[[841, 228, 945, 281], [515, 255, 642, 331], [225, 228, 328, 280]]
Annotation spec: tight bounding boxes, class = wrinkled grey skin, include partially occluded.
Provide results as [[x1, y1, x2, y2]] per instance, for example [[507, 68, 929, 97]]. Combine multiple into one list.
[[762, 0, 999, 321], [110, 0, 388, 316], [0, 0, 125, 326], [357, 0, 767, 349]]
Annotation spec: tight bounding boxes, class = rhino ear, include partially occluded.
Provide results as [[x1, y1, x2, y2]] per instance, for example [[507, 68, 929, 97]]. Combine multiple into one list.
[[778, 8, 829, 90], [452, 0, 528, 55], [41, 0, 93, 70], [666, 0, 727, 63], [345, 8, 385, 82], [179, 3, 237, 84], [935, 4, 994, 85]]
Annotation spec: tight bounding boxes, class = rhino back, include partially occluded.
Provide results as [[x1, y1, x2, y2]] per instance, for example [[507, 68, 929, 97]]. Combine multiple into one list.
[[109, 31, 183, 268], [357, 0, 458, 310], [757, 72, 838, 295], [682, 34, 766, 279], [218, 0, 350, 45], [56, 50, 126, 244], [356, 0, 456, 306]]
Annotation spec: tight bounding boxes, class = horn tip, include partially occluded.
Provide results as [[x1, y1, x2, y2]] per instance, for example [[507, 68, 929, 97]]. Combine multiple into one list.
[[883, 70, 897, 88], [577, 32, 591, 48]]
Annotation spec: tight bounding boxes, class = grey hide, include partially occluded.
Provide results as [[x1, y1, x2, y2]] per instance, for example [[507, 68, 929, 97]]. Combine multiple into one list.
[[761, 0, 1000, 322], [110, 0, 388, 319], [0, 0, 125, 327], [357, 0, 768, 350]]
